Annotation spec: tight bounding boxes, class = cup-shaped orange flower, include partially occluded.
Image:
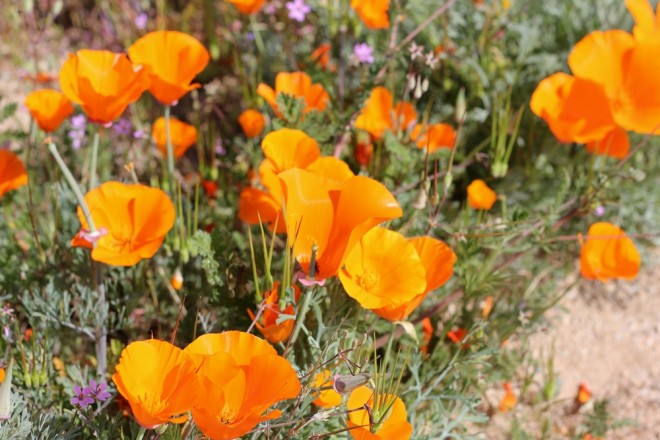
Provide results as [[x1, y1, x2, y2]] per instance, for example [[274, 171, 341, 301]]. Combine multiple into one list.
[[59, 50, 150, 124], [127, 31, 210, 105], [355, 87, 418, 139], [467, 179, 497, 210], [112, 339, 201, 428], [339, 228, 427, 310], [24, 89, 74, 132], [0, 151, 28, 199], [498, 382, 517, 412], [257, 72, 330, 117], [238, 109, 266, 138], [351, 0, 391, 29], [371, 236, 456, 321], [71, 181, 175, 266], [580, 222, 641, 282], [184, 331, 301, 440], [279, 169, 402, 280], [247, 282, 299, 344], [413, 123, 457, 153], [152, 117, 197, 159], [585, 126, 629, 159], [346, 386, 412, 440], [311, 369, 342, 408], [576, 382, 592, 405], [227, 0, 266, 14]]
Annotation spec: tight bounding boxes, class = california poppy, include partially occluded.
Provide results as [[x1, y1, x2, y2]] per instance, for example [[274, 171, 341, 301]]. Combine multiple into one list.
[[0, 151, 28, 199], [371, 236, 456, 321], [184, 331, 301, 440], [355, 87, 418, 139], [481, 296, 494, 319], [247, 282, 299, 344], [310, 43, 333, 71], [580, 222, 641, 282], [238, 109, 266, 138], [346, 386, 412, 440], [151, 117, 197, 159], [446, 327, 468, 345], [413, 123, 457, 153], [498, 382, 516, 412], [127, 31, 210, 105], [585, 126, 629, 159], [24, 89, 74, 132], [227, 0, 266, 14], [59, 50, 150, 124], [112, 339, 200, 428], [311, 369, 342, 408], [350, 0, 391, 30], [71, 181, 175, 266], [354, 142, 374, 168], [467, 179, 497, 210], [278, 169, 402, 280], [626, 0, 660, 41], [257, 72, 330, 117], [576, 382, 592, 405], [420, 317, 433, 354]]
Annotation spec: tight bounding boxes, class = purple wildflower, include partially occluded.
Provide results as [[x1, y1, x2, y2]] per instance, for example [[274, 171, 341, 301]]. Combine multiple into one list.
[[71, 385, 94, 409], [112, 118, 133, 136], [133, 129, 144, 139], [594, 205, 605, 217], [71, 114, 86, 130], [86, 380, 111, 402], [354, 43, 375, 64], [69, 115, 87, 150], [286, 0, 311, 22], [135, 12, 148, 30], [215, 138, 226, 156]]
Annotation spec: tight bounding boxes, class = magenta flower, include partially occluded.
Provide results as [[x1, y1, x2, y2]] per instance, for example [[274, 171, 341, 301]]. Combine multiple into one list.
[[354, 43, 375, 64], [71, 385, 94, 409], [86, 380, 111, 402], [286, 0, 311, 22]]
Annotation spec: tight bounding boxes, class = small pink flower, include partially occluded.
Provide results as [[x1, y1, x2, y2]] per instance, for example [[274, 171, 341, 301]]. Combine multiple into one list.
[[80, 227, 108, 244]]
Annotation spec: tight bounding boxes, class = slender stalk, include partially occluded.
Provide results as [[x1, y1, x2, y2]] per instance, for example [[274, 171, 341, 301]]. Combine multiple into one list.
[[165, 105, 174, 176], [286, 286, 314, 354], [135, 426, 147, 440], [89, 129, 100, 189]]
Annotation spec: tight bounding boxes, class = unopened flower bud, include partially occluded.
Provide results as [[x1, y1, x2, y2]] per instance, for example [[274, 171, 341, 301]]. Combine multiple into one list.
[[332, 373, 371, 395]]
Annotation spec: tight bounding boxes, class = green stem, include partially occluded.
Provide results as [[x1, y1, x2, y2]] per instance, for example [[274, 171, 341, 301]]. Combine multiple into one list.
[[287, 286, 314, 352], [47, 142, 97, 232], [136, 426, 147, 440], [90, 129, 100, 190], [165, 105, 174, 177]]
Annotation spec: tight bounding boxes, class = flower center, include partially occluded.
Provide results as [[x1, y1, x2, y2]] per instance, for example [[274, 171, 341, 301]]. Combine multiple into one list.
[[357, 269, 379, 291]]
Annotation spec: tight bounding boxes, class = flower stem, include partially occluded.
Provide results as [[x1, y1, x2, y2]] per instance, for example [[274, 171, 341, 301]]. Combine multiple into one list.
[[165, 105, 174, 177], [89, 129, 100, 190], [136, 426, 147, 440], [286, 286, 314, 354]]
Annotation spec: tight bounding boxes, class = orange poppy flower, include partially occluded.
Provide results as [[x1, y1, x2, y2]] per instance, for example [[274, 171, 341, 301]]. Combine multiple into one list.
[[339, 228, 427, 310], [59, 50, 150, 124], [227, 0, 266, 14], [580, 222, 641, 282], [151, 117, 197, 159], [355, 87, 418, 139], [350, 0, 391, 30], [247, 282, 299, 344], [346, 386, 412, 440], [0, 368, 4, 384], [446, 327, 467, 345], [498, 382, 517, 412], [0, 151, 28, 199], [184, 331, 301, 440], [112, 339, 200, 428], [24, 89, 74, 132], [279, 169, 402, 280], [355, 142, 374, 168], [71, 181, 175, 266], [585, 126, 629, 159], [420, 317, 433, 354], [127, 31, 210, 105], [481, 295, 494, 319], [413, 123, 457, 152], [626, 0, 660, 41], [238, 109, 266, 138], [576, 382, 592, 405], [371, 236, 456, 321], [257, 72, 330, 117], [311, 369, 342, 408], [467, 179, 497, 210], [311, 43, 333, 70]]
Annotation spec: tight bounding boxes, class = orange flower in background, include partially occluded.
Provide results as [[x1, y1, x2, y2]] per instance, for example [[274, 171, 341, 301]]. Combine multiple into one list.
[[257, 72, 330, 117], [446, 327, 467, 345], [481, 296, 494, 319], [354, 142, 374, 168], [152, 117, 197, 159], [0, 151, 28, 199], [346, 386, 412, 440], [184, 331, 301, 440], [355, 87, 418, 139], [339, 228, 427, 310], [311, 43, 334, 71], [71, 182, 175, 266], [467, 179, 497, 210], [420, 318, 433, 354], [127, 31, 210, 105], [238, 109, 266, 138], [0, 368, 4, 383], [414, 123, 457, 152], [278, 169, 402, 280], [247, 282, 299, 344], [371, 236, 456, 321], [24, 89, 74, 132], [499, 382, 517, 412], [576, 382, 592, 405], [580, 222, 641, 282], [227, 0, 266, 14], [59, 50, 150, 124], [112, 339, 200, 428], [351, 0, 391, 30], [311, 369, 342, 408]]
